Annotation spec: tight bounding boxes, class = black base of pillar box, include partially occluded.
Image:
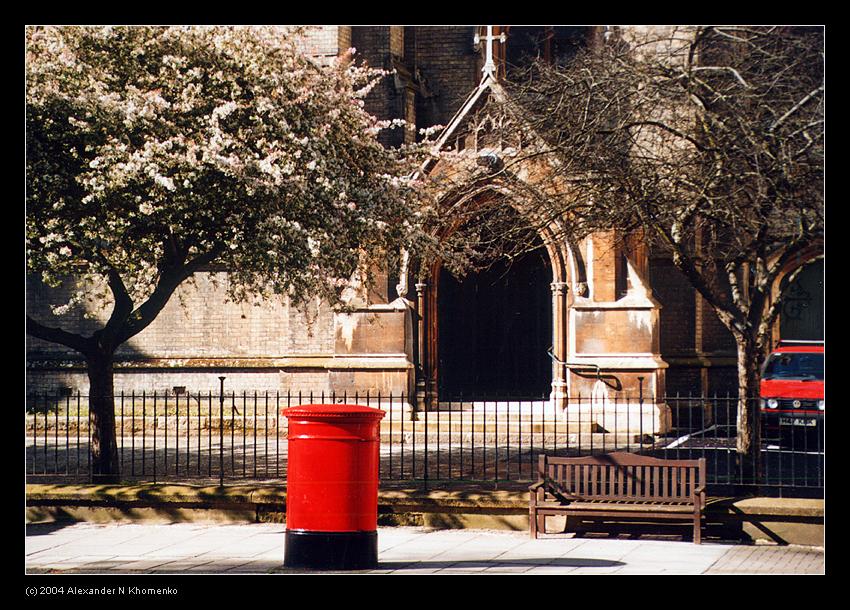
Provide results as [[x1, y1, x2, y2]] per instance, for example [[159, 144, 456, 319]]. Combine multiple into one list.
[[284, 530, 378, 570]]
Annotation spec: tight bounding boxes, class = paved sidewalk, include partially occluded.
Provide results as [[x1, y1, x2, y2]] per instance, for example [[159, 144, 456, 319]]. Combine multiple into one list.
[[25, 523, 824, 575]]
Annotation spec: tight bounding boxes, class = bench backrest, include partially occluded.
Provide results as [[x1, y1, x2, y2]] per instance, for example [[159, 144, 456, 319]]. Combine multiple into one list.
[[539, 452, 706, 503]]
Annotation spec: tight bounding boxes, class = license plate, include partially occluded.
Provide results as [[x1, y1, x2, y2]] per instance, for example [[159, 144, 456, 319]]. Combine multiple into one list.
[[779, 417, 817, 427]]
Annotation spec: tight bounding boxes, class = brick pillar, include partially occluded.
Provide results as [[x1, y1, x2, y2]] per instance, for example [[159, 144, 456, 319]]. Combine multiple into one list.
[[591, 230, 624, 302]]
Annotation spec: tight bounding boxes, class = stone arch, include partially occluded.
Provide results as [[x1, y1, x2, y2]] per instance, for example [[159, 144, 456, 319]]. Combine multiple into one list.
[[425, 181, 585, 285], [415, 181, 583, 405]]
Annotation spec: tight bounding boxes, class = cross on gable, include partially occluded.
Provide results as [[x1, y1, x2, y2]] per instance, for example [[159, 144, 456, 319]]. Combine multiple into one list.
[[474, 25, 506, 80]]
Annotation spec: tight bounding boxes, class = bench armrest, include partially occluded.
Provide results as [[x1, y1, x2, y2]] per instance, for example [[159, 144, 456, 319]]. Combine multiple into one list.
[[530, 477, 581, 504], [529, 481, 546, 492]]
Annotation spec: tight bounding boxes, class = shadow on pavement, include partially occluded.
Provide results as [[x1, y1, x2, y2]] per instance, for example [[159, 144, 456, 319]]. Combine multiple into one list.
[[272, 557, 626, 573], [26, 522, 80, 536], [376, 557, 625, 570]]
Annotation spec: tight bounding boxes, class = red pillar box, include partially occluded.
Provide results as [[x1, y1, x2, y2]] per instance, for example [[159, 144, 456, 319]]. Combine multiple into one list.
[[282, 404, 386, 570]]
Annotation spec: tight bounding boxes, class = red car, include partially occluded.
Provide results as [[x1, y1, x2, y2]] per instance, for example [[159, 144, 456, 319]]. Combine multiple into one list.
[[759, 341, 824, 445]]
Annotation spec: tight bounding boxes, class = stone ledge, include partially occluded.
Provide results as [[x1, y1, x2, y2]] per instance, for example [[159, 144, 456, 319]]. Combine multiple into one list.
[[27, 356, 415, 371], [25, 483, 528, 512], [708, 497, 824, 519], [26, 483, 823, 518], [25, 483, 276, 506]]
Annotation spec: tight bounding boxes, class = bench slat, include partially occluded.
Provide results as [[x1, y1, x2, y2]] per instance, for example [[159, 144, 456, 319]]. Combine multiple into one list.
[[601, 464, 608, 497], [535, 501, 694, 514]]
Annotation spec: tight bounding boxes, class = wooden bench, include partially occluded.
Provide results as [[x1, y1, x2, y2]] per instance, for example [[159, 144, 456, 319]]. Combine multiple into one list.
[[529, 452, 707, 543]]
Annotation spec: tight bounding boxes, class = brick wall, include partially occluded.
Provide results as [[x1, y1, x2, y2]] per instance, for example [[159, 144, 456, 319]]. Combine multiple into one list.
[[700, 293, 737, 353], [649, 257, 737, 394], [25, 369, 285, 396], [26, 269, 415, 398], [26, 273, 334, 360], [26, 272, 338, 395], [352, 26, 404, 148], [650, 258, 697, 356], [644, 189, 741, 393], [295, 26, 481, 145], [664, 365, 702, 397], [408, 26, 479, 130], [294, 26, 350, 66], [389, 26, 404, 58]]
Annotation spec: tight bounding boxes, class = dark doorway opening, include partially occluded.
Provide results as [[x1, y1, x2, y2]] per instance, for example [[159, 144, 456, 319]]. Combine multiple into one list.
[[438, 246, 552, 399]]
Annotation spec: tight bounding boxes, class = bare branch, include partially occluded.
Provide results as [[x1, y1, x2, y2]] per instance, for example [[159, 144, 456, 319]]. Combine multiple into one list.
[[769, 85, 824, 133], [691, 65, 751, 88]]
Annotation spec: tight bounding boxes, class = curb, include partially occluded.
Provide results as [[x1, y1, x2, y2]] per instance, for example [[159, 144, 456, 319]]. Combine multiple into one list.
[[26, 483, 824, 546]]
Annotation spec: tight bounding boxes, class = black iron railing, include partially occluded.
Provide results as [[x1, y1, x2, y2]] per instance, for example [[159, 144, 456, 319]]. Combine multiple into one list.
[[25, 390, 824, 497]]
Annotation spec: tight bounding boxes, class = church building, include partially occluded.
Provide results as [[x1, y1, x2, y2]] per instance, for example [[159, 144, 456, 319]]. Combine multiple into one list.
[[26, 26, 824, 436]]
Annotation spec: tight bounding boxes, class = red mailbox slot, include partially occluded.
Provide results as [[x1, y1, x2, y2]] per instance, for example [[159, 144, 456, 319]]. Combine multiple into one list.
[[282, 404, 386, 570]]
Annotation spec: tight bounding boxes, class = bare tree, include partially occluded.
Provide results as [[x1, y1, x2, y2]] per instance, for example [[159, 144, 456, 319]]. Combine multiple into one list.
[[474, 26, 824, 466]]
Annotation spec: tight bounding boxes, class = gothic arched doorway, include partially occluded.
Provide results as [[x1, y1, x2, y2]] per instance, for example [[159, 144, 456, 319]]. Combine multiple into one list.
[[437, 240, 553, 399], [779, 259, 824, 341]]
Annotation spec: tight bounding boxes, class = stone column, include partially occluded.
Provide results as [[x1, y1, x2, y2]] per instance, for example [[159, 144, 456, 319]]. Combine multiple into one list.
[[550, 281, 569, 412], [415, 281, 428, 414]]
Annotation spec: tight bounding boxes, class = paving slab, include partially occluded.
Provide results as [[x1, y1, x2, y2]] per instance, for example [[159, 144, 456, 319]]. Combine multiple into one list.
[[705, 544, 824, 574], [24, 522, 824, 575]]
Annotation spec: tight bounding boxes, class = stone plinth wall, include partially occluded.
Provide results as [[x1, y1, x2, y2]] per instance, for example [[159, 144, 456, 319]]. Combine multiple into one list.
[[27, 272, 416, 399]]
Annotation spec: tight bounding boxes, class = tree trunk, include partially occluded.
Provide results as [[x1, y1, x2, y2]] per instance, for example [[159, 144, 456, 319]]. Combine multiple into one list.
[[734, 336, 763, 483], [86, 351, 121, 483]]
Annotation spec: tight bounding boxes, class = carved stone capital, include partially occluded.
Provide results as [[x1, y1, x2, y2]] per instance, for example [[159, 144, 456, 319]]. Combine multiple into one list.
[[550, 281, 569, 296]]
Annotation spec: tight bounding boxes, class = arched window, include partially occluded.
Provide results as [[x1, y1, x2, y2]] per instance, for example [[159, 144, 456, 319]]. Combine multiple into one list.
[[779, 259, 824, 341]]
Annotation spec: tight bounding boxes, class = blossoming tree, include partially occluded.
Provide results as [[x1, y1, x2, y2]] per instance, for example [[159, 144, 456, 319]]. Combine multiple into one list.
[[26, 26, 436, 480]]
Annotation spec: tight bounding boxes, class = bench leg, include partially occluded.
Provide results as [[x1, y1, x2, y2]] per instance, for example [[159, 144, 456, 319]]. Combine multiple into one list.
[[693, 513, 702, 544], [529, 506, 537, 539]]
